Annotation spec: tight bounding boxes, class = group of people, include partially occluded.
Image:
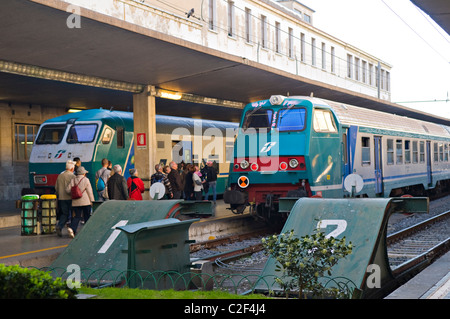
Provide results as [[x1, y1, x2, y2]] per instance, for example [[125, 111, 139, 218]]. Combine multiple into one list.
[[150, 160, 218, 203], [54, 158, 145, 238]]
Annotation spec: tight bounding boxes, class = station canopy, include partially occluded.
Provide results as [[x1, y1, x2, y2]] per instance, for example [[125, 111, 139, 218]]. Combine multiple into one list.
[[0, 0, 448, 125]]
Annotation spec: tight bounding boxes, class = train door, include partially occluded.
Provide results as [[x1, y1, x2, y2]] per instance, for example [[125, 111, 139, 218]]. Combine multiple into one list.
[[343, 127, 351, 177], [374, 136, 383, 195], [426, 140, 432, 185]]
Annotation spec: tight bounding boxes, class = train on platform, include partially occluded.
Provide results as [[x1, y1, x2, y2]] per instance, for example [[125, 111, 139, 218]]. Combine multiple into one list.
[[224, 95, 450, 219], [27, 109, 238, 199]]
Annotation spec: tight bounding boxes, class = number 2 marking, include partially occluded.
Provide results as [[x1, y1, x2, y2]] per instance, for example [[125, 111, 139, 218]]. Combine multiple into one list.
[[317, 219, 347, 238], [98, 220, 128, 254]]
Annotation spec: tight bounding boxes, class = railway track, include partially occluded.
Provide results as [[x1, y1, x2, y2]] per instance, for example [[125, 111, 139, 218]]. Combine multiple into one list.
[[387, 210, 450, 276]]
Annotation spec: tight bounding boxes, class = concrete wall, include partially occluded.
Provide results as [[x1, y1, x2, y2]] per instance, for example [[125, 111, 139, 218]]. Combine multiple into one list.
[[65, 0, 392, 101]]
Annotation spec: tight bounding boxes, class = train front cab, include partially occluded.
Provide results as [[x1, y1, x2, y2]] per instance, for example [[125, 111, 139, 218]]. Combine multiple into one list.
[[224, 96, 343, 219]]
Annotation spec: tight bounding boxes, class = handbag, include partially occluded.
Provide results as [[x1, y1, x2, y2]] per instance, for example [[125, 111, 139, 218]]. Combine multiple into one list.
[[71, 177, 85, 199]]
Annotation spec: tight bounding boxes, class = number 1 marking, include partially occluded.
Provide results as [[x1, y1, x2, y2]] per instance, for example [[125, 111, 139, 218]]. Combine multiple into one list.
[[98, 220, 128, 254]]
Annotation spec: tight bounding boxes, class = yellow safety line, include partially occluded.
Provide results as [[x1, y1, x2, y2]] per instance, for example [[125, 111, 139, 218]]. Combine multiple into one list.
[[0, 245, 68, 260]]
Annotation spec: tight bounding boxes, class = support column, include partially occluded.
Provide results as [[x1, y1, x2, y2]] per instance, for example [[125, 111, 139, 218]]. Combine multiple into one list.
[[133, 85, 157, 200]]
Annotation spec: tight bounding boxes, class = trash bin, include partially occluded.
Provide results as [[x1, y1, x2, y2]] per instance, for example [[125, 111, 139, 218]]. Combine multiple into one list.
[[21, 194, 39, 236], [41, 194, 57, 234]]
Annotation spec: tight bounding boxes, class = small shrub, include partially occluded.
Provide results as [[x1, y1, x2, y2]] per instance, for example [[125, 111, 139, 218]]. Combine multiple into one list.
[[0, 264, 78, 299], [262, 229, 353, 299]]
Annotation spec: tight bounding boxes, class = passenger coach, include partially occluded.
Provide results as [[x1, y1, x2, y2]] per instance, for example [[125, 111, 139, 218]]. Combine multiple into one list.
[[28, 109, 238, 199], [224, 95, 450, 216]]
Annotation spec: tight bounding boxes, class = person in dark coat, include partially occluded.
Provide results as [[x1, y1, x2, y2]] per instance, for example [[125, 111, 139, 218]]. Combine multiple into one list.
[[168, 161, 183, 199], [183, 164, 194, 200], [107, 164, 128, 200]]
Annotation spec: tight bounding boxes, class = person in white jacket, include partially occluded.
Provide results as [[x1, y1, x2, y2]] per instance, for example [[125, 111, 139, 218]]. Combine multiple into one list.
[[65, 166, 95, 238], [192, 165, 205, 201]]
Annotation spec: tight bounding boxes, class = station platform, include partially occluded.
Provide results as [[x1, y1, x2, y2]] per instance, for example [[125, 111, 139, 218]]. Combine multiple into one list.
[[0, 199, 253, 268], [385, 250, 450, 299]]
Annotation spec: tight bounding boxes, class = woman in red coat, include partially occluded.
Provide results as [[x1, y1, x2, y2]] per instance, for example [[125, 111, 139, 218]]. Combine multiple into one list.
[[127, 168, 145, 200]]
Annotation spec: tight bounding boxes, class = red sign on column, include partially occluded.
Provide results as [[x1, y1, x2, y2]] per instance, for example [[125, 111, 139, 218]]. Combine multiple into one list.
[[136, 133, 147, 149]]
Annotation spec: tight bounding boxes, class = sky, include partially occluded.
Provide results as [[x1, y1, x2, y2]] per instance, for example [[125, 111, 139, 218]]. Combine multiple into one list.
[[300, 0, 450, 120]]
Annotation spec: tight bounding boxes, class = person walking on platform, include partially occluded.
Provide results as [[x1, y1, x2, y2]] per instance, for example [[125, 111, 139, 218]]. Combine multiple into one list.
[[95, 158, 110, 201], [183, 164, 194, 200], [65, 166, 95, 238], [107, 164, 128, 200], [127, 168, 145, 200], [168, 161, 183, 199], [204, 161, 218, 204], [55, 160, 75, 237]]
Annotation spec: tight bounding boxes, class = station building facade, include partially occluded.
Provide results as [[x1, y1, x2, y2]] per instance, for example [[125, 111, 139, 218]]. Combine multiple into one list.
[[0, 0, 392, 201]]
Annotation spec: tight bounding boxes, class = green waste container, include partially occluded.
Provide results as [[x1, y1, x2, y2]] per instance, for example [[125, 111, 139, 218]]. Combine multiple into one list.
[[21, 194, 39, 235], [41, 194, 57, 234]]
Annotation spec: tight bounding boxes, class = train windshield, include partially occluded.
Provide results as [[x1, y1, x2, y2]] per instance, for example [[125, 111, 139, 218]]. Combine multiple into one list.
[[35, 124, 66, 144], [277, 108, 306, 131], [67, 124, 98, 143], [242, 109, 273, 130]]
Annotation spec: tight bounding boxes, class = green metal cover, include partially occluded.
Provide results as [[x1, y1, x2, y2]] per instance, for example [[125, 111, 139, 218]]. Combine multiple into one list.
[[258, 197, 428, 298], [117, 218, 198, 289], [51, 200, 190, 272]]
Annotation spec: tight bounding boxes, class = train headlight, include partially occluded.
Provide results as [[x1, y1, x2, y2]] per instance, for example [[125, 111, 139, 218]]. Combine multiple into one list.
[[250, 163, 259, 171], [269, 95, 286, 105], [240, 160, 250, 169], [279, 162, 288, 170], [289, 158, 299, 168]]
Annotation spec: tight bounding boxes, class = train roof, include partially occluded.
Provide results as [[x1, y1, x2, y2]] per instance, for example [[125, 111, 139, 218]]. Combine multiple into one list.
[[41, 109, 238, 134], [313, 98, 450, 140]]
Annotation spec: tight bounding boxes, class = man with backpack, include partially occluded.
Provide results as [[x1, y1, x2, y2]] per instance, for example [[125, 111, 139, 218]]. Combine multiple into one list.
[[95, 158, 110, 201], [151, 164, 173, 199]]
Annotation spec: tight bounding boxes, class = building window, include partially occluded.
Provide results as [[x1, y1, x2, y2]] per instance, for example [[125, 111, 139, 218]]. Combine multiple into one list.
[[245, 8, 252, 43], [208, 0, 216, 31], [288, 27, 293, 58], [347, 54, 353, 78], [227, 1, 235, 37], [321, 42, 326, 70], [311, 38, 316, 66], [369, 63, 374, 85], [304, 13, 311, 24], [386, 71, 391, 92], [261, 15, 267, 49], [331, 46, 335, 73], [362, 60, 367, 83], [275, 21, 281, 53], [354, 57, 360, 81], [300, 33, 305, 62], [14, 123, 39, 161]]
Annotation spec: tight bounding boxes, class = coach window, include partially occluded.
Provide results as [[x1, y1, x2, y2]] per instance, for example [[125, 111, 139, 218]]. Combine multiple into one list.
[[387, 139, 394, 165], [277, 108, 306, 131], [445, 144, 449, 162], [396, 139, 403, 164], [433, 142, 438, 162], [412, 141, 418, 164], [439, 143, 444, 161], [67, 124, 97, 143], [419, 141, 425, 163], [404, 140, 411, 163], [361, 137, 370, 165], [313, 109, 337, 133]]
